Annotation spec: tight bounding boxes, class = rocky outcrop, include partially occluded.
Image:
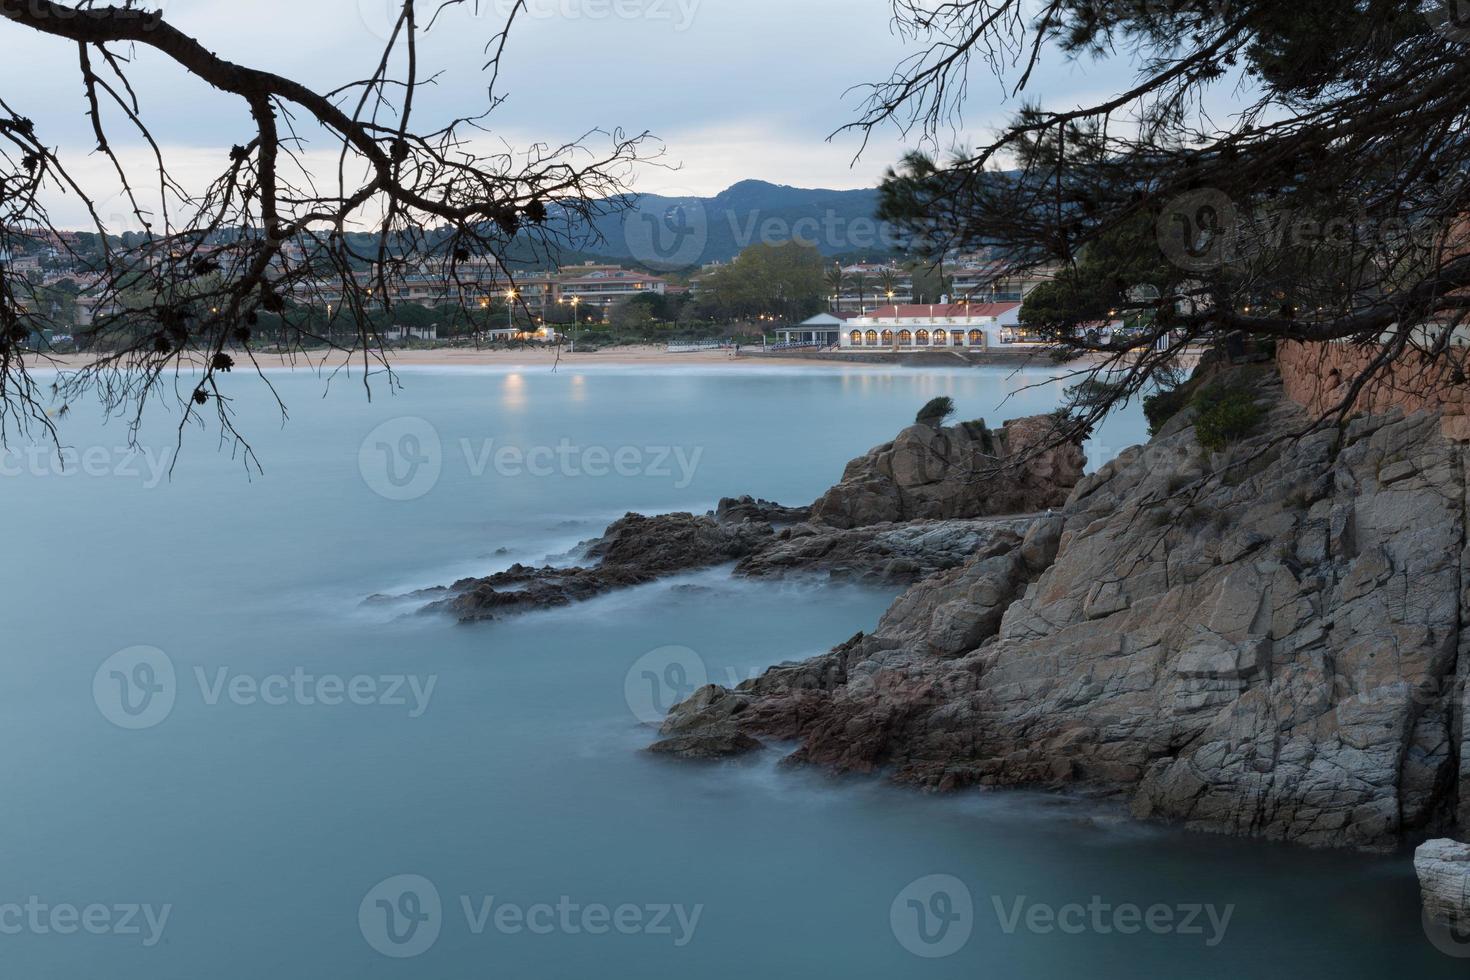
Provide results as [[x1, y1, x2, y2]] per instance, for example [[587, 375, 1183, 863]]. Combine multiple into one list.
[[402, 412, 1079, 622], [809, 415, 1086, 529], [714, 496, 811, 526], [1417, 839, 1470, 929], [425, 512, 774, 622], [734, 517, 1033, 586], [655, 372, 1470, 851]]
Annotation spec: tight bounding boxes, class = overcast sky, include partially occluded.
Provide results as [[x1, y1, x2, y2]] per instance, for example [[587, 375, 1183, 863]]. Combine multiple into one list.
[[4, 0, 1143, 226]]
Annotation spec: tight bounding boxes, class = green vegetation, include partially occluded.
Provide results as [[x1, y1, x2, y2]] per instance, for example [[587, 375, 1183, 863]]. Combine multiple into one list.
[[695, 241, 825, 323], [1192, 383, 1264, 452], [1143, 385, 1192, 436], [916, 396, 956, 428]]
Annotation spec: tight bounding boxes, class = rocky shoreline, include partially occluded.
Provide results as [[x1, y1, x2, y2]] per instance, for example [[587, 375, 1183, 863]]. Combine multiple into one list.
[[393, 368, 1470, 926], [656, 371, 1470, 855], [389, 413, 1084, 622]]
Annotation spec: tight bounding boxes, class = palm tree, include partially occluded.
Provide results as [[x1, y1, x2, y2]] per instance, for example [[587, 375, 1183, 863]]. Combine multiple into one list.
[[824, 264, 847, 314], [852, 273, 868, 314], [878, 268, 900, 307]]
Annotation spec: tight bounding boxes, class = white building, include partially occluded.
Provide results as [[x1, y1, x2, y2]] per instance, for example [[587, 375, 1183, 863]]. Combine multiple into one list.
[[774, 312, 852, 347], [383, 325, 439, 343], [839, 302, 1023, 351]]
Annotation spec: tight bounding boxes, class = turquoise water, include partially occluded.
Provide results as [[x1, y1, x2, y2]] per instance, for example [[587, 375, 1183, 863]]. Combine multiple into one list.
[[0, 363, 1458, 977]]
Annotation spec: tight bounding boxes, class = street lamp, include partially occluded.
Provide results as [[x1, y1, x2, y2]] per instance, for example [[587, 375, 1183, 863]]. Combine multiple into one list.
[[505, 288, 516, 336]]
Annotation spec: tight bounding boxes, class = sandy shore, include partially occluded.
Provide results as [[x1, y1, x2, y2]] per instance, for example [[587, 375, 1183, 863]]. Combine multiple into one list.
[[35, 344, 1169, 373], [37, 345, 831, 371]]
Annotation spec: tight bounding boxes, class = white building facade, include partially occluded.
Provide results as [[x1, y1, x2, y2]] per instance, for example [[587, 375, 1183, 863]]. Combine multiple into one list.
[[839, 302, 1023, 351]]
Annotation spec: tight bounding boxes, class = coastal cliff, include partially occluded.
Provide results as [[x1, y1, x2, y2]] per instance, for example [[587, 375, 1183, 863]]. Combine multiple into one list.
[[656, 368, 1470, 853]]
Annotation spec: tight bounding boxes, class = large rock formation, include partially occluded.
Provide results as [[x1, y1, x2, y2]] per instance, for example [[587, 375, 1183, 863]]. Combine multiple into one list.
[[655, 371, 1470, 851], [401, 412, 1082, 621], [809, 415, 1086, 528], [1417, 839, 1470, 930]]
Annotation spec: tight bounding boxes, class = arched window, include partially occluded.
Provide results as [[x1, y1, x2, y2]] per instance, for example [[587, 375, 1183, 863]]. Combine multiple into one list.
[[864, 330, 879, 346], [932, 330, 947, 346], [849, 330, 861, 346], [880, 330, 894, 346], [915, 329, 930, 346], [898, 329, 913, 346], [951, 330, 965, 346], [968, 329, 985, 346]]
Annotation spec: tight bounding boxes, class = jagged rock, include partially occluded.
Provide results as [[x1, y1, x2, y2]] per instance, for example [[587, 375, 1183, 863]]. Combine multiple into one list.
[[809, 414, 1086, 529], [659, 372, 1470, 851], [397, 411, 1084, 623], [424, 512, 773, 622], [734, 517, 1032, 585], [1417, 839, 1470, 928], [715, 496, 811, 525]]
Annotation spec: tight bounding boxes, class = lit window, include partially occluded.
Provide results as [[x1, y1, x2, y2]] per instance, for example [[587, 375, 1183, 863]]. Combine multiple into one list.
[[898, 329, 913, 346], [915, 329, 930, 346], [865, 330, 879, 346]]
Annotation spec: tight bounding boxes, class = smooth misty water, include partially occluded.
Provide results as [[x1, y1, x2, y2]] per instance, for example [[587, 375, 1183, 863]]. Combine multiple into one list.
[[0, 363, 1458, 978]]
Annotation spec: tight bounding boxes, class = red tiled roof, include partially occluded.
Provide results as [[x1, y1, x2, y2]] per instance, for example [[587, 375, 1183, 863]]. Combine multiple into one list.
[[863, 302, 1020, 318]]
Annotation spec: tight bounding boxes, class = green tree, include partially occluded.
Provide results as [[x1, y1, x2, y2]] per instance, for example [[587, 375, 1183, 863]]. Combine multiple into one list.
[[701, 242, 825, 322], [860, 1, 1470, 436]]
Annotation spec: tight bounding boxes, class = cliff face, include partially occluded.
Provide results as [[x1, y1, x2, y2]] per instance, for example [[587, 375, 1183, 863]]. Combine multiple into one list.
[[658, 372, 1470, 851]]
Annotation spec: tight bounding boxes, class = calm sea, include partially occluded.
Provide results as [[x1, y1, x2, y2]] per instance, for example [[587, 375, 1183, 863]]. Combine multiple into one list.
[[0, 363, 1456, 977]]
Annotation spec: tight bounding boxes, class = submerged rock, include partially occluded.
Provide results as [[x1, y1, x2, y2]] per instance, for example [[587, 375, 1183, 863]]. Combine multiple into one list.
[[809, 414, 1086, 528], [659, 372, 1470, 851]]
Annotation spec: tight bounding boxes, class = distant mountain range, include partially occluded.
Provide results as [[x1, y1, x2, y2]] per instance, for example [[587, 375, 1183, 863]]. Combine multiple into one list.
[[576, 180, 895, 269]]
